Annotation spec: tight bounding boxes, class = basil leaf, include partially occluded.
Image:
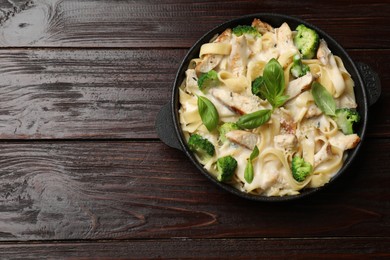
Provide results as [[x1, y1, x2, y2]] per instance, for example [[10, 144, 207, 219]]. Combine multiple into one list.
[[251, 76, 266, 100], [262, 58, 286, 108], [273, 95, 289, 108], [236, 109, 272, 129], [249, 145, 259, 161], [311, 82, 336, 116], [197, 95, 219, 132], [244, 160, 254, 183], [245, 146, 259, 183]]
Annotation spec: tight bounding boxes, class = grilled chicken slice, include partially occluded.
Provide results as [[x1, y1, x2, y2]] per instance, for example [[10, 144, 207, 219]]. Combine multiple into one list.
[[304, 104, 322, 119], [260, 163, 279, 190], [210, 88, 260, 115], [329, 132, 360, 151], [275, 23, 298, 67], [185, 69, 198, 89], [317, 39, 332, 66], [225, 130, 259, 150], [279, 110, 296, 134], [196, 28, 232, 75], [276, 23, 297, 52], [286, 72, 314, 100], [316, 39, 345, 97], [274, 134, 298, 150], [251, 18, 274, 34], [196, 55, 223, 74], [314, 143, 332, 167], [228, 34, 249, 77]]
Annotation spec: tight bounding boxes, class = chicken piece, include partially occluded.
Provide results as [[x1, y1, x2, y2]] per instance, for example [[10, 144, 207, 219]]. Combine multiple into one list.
[[304, 104, 322, 119], [215, 28, 232, 43], [276, 23, 297, 52], [286, 72, 314, 100], [260, 164, 279, 190], [251, 18, 274, 34], [225, 130, 259, 150], [195, 55, 223, 74], [210, 88, 260, 115], [317, 39, 332, 65], [316, 39, 345, 98], [329, 132, 360, 151], [185, 69, 198, 89], [279, 110, 296, 134], [274, 134, 298, 150], [196, 29, 232, 75], [337, 95, 358, 109], [275, 23, 299, 67], [314, 143, 332, 167], [228, 34, 249, 77]]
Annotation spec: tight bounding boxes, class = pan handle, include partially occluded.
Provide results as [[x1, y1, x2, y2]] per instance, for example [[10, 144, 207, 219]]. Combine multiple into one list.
[[155, 102, 183, 151], [356, 62, 381, 107]]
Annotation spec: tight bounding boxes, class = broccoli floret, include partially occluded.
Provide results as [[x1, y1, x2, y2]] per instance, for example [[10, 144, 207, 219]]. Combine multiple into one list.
[[334, 108, 361, 135], [293, 24, 320, 59], [218, 122, 240, 143], [290, 54, 310, 78], [251, 76, 266, 100], [197, 70, 219, 91], [232, 25, 261, 37], [188, 134, 215, 164], [217, 155, 238, 182], [292, 156, 313, 182]]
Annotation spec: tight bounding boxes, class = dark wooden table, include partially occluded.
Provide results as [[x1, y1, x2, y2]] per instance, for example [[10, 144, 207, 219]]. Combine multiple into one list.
[[0, 0, 389, 259]]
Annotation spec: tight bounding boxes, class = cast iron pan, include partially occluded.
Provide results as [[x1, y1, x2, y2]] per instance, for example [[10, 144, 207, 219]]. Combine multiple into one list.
[[156, 13, 381, 202]]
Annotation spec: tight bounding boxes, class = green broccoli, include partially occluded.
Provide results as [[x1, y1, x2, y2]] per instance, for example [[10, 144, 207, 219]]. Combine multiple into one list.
[[292, 156, 313, 182], [290, 53, 310, 78], [293, 24, 320, 59], [217, 155, 238, 182], [197, 70, 219, 91], [334, 108, 361, 135], [188, 134, 215, 164], [232, 25, 261, 37], [251, 76, 266, 100], [218, 122, 240, 143]]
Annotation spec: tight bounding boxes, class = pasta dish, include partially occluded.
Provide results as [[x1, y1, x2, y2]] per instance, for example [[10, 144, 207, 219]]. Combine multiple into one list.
[[179, 19, 360, 196]]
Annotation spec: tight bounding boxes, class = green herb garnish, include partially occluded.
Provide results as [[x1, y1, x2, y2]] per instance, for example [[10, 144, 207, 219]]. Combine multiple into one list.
[[311, 82, 336, 116], [197, 95, 219, 132], [261, 58, 289, 109], [244, 146, 259, 183], [236, 109, 272, 129]]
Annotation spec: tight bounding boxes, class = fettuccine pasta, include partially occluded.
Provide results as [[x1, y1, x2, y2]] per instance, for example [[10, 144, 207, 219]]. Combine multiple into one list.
[[179, 19, 360, 196]]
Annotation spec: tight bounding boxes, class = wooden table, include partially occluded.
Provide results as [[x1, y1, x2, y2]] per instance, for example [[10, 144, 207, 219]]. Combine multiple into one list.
[[0, 0, 389, 258]]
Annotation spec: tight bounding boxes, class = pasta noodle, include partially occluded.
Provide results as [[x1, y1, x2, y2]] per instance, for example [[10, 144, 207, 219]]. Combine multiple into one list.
[[199, 43, 232, 57], [179, 19, 360, 196]]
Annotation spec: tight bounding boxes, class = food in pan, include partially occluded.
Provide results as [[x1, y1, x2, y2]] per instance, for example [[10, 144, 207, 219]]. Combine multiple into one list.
[[178, 19, 360, 196]]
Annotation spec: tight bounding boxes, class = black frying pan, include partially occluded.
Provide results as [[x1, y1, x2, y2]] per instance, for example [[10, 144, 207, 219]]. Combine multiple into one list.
[[156, 13, 381, 201]]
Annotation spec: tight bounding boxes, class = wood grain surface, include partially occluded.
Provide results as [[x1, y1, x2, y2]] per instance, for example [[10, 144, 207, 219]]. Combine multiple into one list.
[[0, 140, 388, 241], [0, 48, 185, 139], [0, 238, 389, 259], [0, 49, 387, 139], [0, 0, 389, 258], [0, 0, 388, 48]]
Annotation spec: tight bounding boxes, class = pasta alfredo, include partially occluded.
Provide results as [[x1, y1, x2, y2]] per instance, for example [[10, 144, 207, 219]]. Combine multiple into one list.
[[179, 19, 361, 196]]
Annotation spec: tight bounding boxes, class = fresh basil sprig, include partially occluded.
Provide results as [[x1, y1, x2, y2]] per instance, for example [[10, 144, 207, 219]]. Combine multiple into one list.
[[311, 82, 336, 116], [197, 95, 219, 132], [236, 109, 272, 129], [241, 59, 288, 130], [260, 58, 289, 109], [244, 146, 259, 183], [251, 76, 266, 100]]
